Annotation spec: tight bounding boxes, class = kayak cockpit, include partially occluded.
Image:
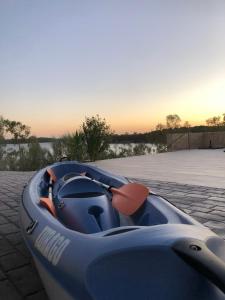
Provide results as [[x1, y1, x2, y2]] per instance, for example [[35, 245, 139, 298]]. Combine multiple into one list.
[[38, 162, 194, 234]]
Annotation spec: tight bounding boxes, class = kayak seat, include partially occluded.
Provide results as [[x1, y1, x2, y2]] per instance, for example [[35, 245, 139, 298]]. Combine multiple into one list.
[[54, 177, 120, 233], [41, 170, 136, 232]]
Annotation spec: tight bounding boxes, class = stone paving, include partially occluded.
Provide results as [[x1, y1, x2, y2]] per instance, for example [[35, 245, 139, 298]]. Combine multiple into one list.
[[132, 178, 225, 239], [93, 149, 225, 188], [0, 171, 225, 299], [0, 172, 47, 300]]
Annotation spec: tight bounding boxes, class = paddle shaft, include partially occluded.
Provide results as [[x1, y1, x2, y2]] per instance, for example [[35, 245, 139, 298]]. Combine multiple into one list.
[[91, 178, 111, 190], [49, 178, 53, 201]]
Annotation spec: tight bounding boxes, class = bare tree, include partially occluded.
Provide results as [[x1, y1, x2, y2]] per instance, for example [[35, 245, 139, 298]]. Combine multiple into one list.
[[206, 116, 221, 126], [166, 114, 181, 129], [212, 116, 221, 126], [183, 121, 191, 128], [222, 113, 225, 125], [206, 118, 213, 126], [155, 123, 165, 131]]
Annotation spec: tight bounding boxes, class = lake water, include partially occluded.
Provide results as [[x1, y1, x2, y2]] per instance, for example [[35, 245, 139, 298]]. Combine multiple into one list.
[[3, 142, 158, 155]]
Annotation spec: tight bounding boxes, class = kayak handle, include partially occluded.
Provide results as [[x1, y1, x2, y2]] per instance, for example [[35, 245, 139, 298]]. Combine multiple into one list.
[[173, 238, 225, 294]]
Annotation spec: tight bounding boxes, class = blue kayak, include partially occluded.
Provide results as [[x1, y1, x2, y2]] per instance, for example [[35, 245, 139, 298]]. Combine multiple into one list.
[[20, 161, 225, 300]]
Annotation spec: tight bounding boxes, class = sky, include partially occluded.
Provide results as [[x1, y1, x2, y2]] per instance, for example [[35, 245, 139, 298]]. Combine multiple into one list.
[[0, 0, 225, 136]]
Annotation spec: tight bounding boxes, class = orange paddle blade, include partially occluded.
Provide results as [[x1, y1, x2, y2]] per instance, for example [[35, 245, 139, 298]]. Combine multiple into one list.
[[47, 168, 57, 182], [111, 183, 149, 216], [40, 197, 57, 217]]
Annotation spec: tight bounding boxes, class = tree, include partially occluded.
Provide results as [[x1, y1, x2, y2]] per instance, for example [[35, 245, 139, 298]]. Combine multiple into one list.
[[206, 116, 221, 126], [0, 116, 5, 162], [166, 114, 181, 129], [206, 118, 213, 126], [82, 115, 112, 161], [183, 121, 191, 128], [222, 113, 225, 125], [4, 119, 30, 148], [0, 116, 4, 139], [155, 123, 165, 131], [212, 116, 221, 126]]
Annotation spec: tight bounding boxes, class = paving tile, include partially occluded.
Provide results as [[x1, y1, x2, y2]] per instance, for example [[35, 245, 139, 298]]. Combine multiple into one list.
[[0, 209, 19, 217], [203, 200, 221, 206], [210, 210, 225, 218], [203, 220, 225, 229], [0, 216, 9, 225], [191, 211, 225, 222], [7, 215, 19, 225], [210, 200, 225, 207], [187, 202, 215, 209], [7, 265, 43, 297], [0, 223, 20, 235], [213, 206, 225, 212], [188, 206, 212, 213], [183, 196, 208, 202], [165, 191, 187, 196], [210, 228, 225, 236], [0, 238, 16, 257], [6, 201, 19, 208], [6, 232, 24, 246], [0, 204, 11, 211], [192, 216, 210, 223], [0, 269, 6, 281], [208, 196, 225, 201], [16, 244, 31, 258], [165, 197, 190, 205], [26, 290, 48, 300], [0, 252, 29, 272], [183, 209, 192, 214], [186, 193, 207, 199], [173, 203, 191, 209], [0, 280, 22, 299]]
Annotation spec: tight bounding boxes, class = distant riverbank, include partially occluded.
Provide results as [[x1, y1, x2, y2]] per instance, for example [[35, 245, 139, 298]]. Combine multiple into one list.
[[3, 142, 158, 155]]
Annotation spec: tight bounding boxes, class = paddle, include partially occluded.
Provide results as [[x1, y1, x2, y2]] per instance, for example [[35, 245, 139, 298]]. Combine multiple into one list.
[[111, 183, 149, 216], [90, 178, 149, 216], [40, 175, 57, 217], [46, 168, 149, 216]]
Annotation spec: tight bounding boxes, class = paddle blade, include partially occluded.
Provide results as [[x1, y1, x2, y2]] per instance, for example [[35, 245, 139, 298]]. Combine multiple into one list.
[[111, 183, 149, 216], [40, 197, 57, 217], [47, 168, 57, 182]]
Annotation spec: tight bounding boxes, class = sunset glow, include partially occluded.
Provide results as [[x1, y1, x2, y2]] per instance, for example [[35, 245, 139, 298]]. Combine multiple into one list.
[[0, 1, 225, 136]]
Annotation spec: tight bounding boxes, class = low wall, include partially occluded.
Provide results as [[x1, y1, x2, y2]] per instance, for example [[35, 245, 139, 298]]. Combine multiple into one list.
[[167, 131, 225, 151]]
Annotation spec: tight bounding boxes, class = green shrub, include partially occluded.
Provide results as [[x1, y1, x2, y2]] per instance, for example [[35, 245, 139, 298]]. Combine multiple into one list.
[[82, 115, 112, 161], [1, 149, 20, 171], [1, 137, 53, 171], [22, 137, 53, 170], [52, 131, 88, 162], [118, 144, 133, 157], [133, 143, 147, 156], [156, 143, 167, 153], [62, 131, 88, 161], [52, 139, 66, 161]]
